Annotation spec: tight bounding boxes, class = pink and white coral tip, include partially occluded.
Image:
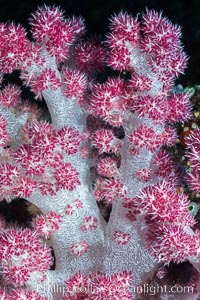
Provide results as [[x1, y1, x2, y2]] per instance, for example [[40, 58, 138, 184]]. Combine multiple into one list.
[[33, 211, 62, 238], [62, 67, 87, 103], [92, 129, 121, 154], [29, 5, 65, 42], [0, 228, 53, 286], [0, 84, 21, 108], [74, 38, 107, 74]]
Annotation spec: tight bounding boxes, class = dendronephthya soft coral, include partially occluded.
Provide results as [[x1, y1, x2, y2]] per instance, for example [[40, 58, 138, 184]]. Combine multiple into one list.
[[0, 5, 199, 300]]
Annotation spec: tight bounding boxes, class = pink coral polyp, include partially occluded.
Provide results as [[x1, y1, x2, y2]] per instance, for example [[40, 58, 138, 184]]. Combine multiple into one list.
[[0, 229, 53, 286]]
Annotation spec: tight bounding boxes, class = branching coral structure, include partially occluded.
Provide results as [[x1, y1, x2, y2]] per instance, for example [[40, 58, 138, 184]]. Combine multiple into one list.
[[0, 5, 199, 300]]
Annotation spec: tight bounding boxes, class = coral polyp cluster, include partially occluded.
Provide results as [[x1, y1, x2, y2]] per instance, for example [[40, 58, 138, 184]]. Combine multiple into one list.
[[0, 5, 199, 300]]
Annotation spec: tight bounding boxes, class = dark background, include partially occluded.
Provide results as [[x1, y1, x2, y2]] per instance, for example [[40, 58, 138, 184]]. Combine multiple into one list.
[[0, 0, 200, 86]]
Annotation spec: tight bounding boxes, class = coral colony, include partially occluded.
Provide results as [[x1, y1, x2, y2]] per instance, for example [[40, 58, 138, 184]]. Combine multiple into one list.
[[0, 4, 200, 300]]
